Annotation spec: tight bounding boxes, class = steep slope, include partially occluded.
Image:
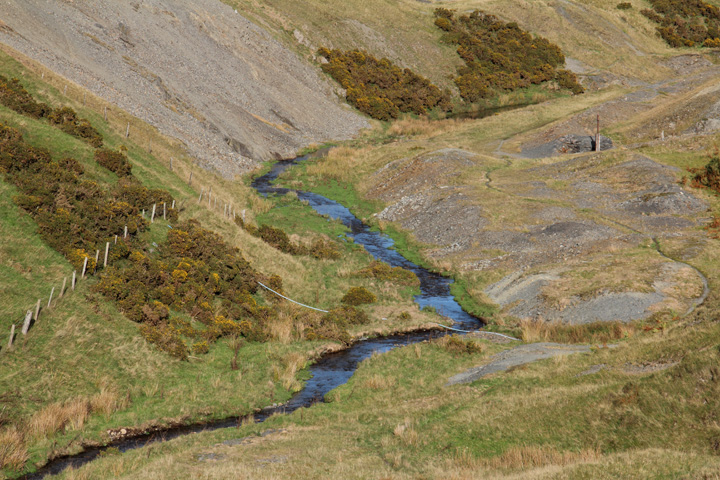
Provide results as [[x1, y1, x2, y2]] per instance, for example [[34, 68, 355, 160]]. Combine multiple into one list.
[[0, 0, 367, 177]]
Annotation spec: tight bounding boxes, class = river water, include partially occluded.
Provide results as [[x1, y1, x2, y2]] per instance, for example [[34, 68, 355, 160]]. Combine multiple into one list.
[[25, 154, 483, 479]]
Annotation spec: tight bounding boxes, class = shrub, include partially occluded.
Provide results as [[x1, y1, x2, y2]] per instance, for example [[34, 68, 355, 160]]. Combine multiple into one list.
[[434, 9, 583, 99], [617, 2, 632, 10], [139, 323, 189, 360], [95, 148, 132, 176], [358, 260, 419, 285], [641, 0, 720, 48], [257, 224, 296, 254], [0, 75, 52, 118], [688, 151, 720, 192], [555, 69, 585, 95], [317, 48, 451, 120], [341, 286, 377, 306], [309, 237, 341, 260], [48, 107, 103, 147]]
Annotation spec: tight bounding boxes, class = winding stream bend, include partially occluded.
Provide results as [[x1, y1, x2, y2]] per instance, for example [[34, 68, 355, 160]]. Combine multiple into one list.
[[25, 154, 484, 479]]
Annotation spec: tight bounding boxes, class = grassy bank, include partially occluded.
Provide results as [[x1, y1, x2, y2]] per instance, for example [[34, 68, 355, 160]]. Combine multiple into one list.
[[0, 49, 440, 477], [47, 294, 720, 478]]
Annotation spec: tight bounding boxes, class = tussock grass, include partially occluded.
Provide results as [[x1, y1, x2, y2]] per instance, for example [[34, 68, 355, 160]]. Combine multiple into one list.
[[483, 445, 601, 470], [0, 426, 28, 472], [519, 318, 635, 344]]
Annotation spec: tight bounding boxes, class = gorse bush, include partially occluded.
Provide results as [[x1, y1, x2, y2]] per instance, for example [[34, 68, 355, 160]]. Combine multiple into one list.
[[241, 219, 341, 260], [341, 286, 377, 306], [0, 84, 365, 360], [640, 0, 720, 47], [434, 8, 584, 100], [0, 124, 146, 264], [95, 148, 132, 177], [0, 75, 103, 147], [48, 107, 103, 147], [358, 260, 419, 286], [317, 48, 451, 120], [0, 75, 52, 118]]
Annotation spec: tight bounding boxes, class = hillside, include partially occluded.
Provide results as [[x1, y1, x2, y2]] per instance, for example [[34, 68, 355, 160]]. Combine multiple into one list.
[[2, 0, 720, 479], [0, 0, 367, 177]]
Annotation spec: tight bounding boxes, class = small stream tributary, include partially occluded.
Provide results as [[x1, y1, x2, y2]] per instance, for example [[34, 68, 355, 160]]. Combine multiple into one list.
[[25, 153, 484, 479]]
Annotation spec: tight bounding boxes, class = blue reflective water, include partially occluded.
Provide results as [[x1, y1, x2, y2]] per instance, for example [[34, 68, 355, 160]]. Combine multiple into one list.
[[251, 154, 484, 410]]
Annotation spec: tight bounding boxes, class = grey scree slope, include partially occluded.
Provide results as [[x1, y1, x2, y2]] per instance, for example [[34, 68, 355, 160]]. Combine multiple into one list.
[[0, 0, 368, 177]]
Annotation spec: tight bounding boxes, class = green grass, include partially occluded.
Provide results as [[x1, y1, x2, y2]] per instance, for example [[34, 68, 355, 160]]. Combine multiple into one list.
[[0, 179, 72, 331], [46, 302, 720, 478]]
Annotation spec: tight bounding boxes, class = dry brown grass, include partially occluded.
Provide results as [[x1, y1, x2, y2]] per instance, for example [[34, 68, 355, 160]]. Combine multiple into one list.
[[272, 351, 307, 392], [520, 318, 635, 344], [393, 418, 420, 447], [28, 398, 90, 439], [387, 117, 464, 138], [27, 388, 129, 442], [0, 426, 28, 472], [90, 387, 130, 418], [484, 445, 601, 470], [362, 374, 396, 390]]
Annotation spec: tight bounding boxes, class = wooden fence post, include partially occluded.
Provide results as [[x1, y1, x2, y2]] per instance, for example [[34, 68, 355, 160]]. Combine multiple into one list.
[[151, 204, 156, 223], [124, 225, 128, 238], [104, 242, 110, 268], [47, 287, 55, 308], [198, 188, 204, 203], [34, 299, 40, 321], [595, 114, 600, 152], [82, 257, 88, 278], [188, 172, 193, 186], [60, 277, 67, 298], [114, 235, 118, 244], [169, 157, 173, 171], [72, 270, 76, 290], [94, 250, 100, 273], [171, 200, 175, 210], [21, 311, 32, 335], [104, 106, 107, 121], [125, 122, 130, 138], [7, 324, 15, 349], [163, 202, 166, 220]]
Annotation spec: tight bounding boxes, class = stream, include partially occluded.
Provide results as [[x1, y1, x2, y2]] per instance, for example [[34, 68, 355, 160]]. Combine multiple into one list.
[[25, 153, 484, 479]]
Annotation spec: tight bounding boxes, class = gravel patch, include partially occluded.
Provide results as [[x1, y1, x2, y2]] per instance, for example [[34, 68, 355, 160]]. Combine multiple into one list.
[[521, 134, 613, 159], [447, 342, 592, 385]]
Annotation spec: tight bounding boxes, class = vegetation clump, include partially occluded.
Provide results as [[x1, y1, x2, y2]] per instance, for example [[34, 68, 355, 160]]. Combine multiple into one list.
[[617, 2, 632, 10], [0, 75, 103, 145], [95, 148, 132, 177], [436, 334, 484, 355], [242, 220, 341, 260], [317, 48, 451, 120], [48, 106, 103, 147], [0, 123, 146, 264], [358, 260, 419, 286], [0, 75, 51, 118], [341, 286, 377, 306], [434, 8, 584, 99], [304, 305, 370, 344], [688, 151, 720, 192], [640, 0, 720, 47]]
